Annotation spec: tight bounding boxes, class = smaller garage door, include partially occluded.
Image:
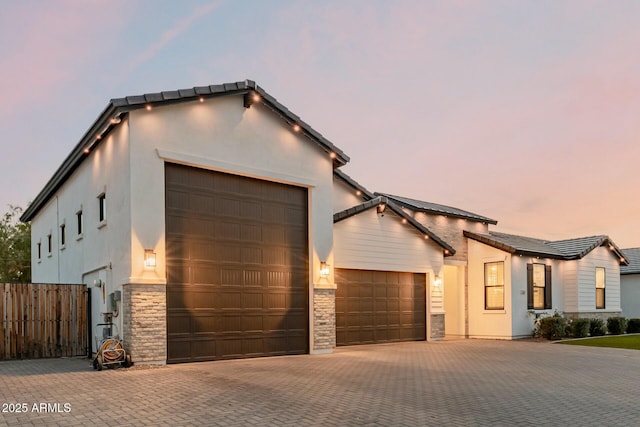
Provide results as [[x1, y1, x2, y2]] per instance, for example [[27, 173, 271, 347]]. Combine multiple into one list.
[[335, 269, 427, 346]]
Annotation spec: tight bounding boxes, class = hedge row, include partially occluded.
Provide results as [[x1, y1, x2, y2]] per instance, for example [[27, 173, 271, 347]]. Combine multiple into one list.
[[534, 315, 640, 339]]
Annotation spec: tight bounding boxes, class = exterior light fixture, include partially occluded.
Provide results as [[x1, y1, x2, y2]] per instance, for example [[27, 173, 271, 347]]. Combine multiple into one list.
[[110, 116, 121, 125], [199, 97, 204, 102], [424, 235, 429, 240], [444, 250, 450, 255], [293, 124, 301, 132], [377, 204, 386, 214], [145, 105, 152, 111], [402, 218, 407, 224], [329, 152, 337, 159], [83, 148, 90, 154], [244, 91, 261, 108], [319, 261, 330, 277], [356, 190, 362, 196], [144, 249, 157, 269], [434, 275, 442, 287]]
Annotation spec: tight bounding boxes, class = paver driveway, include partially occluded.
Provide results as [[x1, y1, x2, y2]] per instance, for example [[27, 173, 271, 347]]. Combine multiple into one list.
[[0, 339, 638, 426]]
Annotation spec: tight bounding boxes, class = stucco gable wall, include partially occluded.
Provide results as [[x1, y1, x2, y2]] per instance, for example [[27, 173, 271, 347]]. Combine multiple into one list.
[[127, 95, 336, 287]]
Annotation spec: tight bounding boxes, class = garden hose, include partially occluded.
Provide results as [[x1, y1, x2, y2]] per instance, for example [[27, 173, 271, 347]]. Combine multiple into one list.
[[99, 339, 125, 364]]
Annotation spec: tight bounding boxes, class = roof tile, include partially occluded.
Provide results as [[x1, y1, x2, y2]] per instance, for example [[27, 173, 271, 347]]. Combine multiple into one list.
[[621, 248, 640, 274]]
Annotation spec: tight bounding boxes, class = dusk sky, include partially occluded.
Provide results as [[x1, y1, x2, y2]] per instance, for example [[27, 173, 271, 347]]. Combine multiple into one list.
[[1, 1, 639, 248]]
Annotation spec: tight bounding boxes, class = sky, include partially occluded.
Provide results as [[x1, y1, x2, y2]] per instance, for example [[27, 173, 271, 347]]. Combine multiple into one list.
[[1, 0, 639, 248]]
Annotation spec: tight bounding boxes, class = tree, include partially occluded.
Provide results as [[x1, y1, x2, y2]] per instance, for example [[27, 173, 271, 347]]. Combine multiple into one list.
[[0, 205, 31, 282]]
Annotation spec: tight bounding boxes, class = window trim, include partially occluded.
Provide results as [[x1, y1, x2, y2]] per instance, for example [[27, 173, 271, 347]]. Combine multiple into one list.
[[47, 233, 52, 257], [60, 223, 66, 249], [98, 192, 106, 225], [76, 209, 84, 240], [484, 261, 505, 310], [527, 263, 552, 310], [595, 267, 606, 309]]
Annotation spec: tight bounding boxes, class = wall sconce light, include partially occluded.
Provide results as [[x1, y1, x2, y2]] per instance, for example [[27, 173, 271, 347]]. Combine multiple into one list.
[[319, 261, 330, 277], [377, 204, 386, 214], [434, 275, 442, 287], [144, 249, 157, 269]]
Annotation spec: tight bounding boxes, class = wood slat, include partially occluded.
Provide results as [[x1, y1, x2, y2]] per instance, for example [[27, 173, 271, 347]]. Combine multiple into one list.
[[0, 283, 88, 360]]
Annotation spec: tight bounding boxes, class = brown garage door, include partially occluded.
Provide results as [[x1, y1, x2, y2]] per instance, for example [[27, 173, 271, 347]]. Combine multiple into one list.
[[335, 269, 426, 346], [165, 163, 309, 363]]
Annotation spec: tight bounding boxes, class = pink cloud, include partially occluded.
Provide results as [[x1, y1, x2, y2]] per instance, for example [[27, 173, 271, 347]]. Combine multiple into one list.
[[0, 1, 128, 117]]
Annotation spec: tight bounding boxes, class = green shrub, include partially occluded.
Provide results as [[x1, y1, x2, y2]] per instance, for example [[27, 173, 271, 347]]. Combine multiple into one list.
[[627, 318, 640, 334], [607, 317, 627, 335], [537, 313, 567, 340], [589, 318, 606, 336], [569, 318, 590, 338]]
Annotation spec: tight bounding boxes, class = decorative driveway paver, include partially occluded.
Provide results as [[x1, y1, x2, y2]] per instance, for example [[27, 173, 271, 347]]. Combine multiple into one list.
[[0, 340, 638, 426]]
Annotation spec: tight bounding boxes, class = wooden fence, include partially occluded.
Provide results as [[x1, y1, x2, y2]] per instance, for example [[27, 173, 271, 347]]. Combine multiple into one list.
[[0, 283, 89, 360]]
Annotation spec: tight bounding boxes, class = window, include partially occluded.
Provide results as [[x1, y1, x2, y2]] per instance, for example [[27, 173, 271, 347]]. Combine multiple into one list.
[[527, 263, 552, 310], [47, 234, 52, 255], [60, 223, 66, 247], [76, 210, 83, 235], [37, 242, 42, 261], [596, 267, 606, 309], [98, 193, 106, 223], [484, 261, 504, 310]]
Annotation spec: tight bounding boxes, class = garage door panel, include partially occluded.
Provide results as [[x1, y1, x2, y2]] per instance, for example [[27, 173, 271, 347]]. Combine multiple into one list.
[[166, 164, 308, 363], [336, 268, 426, 346]]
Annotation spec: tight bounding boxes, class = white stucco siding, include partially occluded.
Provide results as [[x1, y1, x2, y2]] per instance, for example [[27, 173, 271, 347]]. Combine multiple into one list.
[[467, 239, 512, 339], [621, 275, 640, 318], [333, 176, 364, 213], [31, 121, 132, 288], [30, 121, 132, 345], [333, 209, 443, 274], [510, 256, 565, 337], [576, 246, 621, 312], [127, 95, 336, 288]]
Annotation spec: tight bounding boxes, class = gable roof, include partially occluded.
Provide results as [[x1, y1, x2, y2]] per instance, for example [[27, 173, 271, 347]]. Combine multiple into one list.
[[333, 195, 456, 256], [621, 248, 640, 275], [464, 230, 628, 264], [21, 79, 349, 222], [380, 193, 497, 224]]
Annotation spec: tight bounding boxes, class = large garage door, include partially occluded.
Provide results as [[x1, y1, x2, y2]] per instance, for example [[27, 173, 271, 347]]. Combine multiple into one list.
[[165, 163, 309, 363], [335, 269, 426, 346]]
